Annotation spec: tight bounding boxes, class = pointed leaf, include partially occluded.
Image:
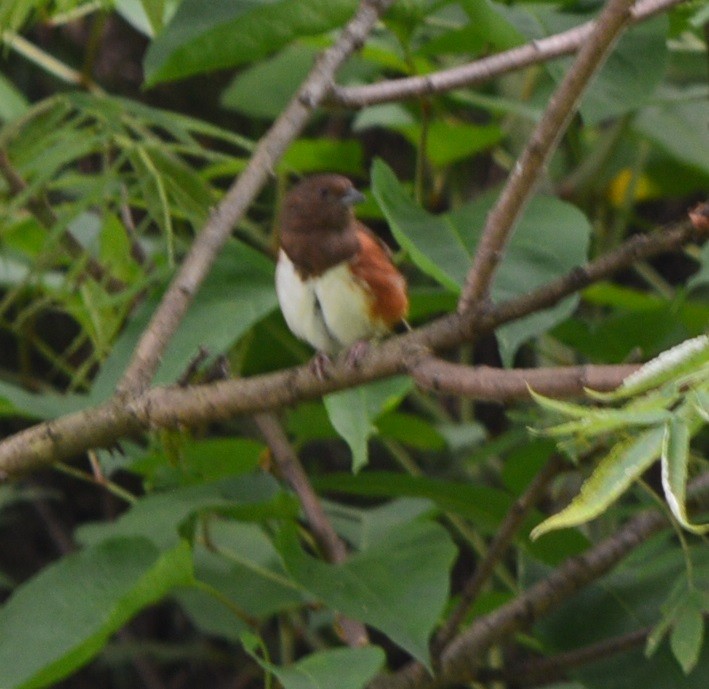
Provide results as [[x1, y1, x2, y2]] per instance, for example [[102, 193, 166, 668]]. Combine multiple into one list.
[[670, 593, 705, 674], [0, 539, 194, 689], [277, 519, 457, 669], [661, 417, 709, 534], [532, 427, 664, 539], [324, 377, 412, 472]]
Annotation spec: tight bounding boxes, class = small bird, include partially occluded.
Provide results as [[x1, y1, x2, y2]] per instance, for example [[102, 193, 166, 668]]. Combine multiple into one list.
[[276, 174, 408, 370]]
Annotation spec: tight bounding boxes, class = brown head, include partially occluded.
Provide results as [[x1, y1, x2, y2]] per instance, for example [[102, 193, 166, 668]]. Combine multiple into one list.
[[279, 174, 365, 278]]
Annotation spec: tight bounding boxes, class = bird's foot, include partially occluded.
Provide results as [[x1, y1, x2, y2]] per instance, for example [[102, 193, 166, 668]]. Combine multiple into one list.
[[344, 340, 370, 369], [309, 351, 333, 380]]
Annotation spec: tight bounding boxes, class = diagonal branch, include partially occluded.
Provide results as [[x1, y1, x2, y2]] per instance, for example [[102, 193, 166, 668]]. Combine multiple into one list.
[[253, 412, 369, 647], [116, 0, 396, 395], [330, 0, 683, 108], [0, 215, 705, 478], [457, 0, 637, 314]]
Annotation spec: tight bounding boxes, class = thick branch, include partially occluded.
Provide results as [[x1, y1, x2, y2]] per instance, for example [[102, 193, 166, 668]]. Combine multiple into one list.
[[458, 0, 636, 313], [412, 361, 640, 402], [0, 216, 705, 478], [330, 0, 684, 108], [116, 0, 395, 395], [368, 471, 709, 689]]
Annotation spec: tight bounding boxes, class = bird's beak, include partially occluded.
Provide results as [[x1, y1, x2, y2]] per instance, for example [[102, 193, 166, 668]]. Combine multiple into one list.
[[341, 187, 365, 206]]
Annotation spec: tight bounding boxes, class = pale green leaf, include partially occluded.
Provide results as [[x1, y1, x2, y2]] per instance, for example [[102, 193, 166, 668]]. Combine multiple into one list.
[[588, 335, 709, 401], [661, 417, 709, 534], [532, 427, 664, 539]]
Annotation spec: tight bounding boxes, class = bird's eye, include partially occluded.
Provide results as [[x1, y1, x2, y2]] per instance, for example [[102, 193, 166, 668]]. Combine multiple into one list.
[[319, 187, 330, 199]]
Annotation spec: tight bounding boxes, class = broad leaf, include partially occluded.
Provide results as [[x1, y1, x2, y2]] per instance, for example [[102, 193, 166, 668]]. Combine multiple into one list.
[[324, 376, 412, 472], [0, 538, 194, 689], [277, 519, 457, 668], [144, 0, 358, 85], [242, 634, 385, 689], [372, 159, 590, 364]]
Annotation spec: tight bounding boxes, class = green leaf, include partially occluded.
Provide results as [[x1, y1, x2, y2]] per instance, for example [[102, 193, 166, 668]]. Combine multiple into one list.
[[221, 43, 318, 119], [242, 634, 385, 689], [635, 94, 709, 177], [277, 519, 457, 669], [588, 335, 709, 402], [531, 426, 665, 539], [661, 416, 709, 535], [670, 594, 705, 674], [144, 0, 358, 85], [177, 520, 304, 640], [0, 538, 194, 689], [91, 239, 277, 399], [324, 376, 412, 472], [372, 159, 590, 364], [0, 73, 29, 121], [281, 138, 365, 176], [398, 120, 503, 167], [315, 471, 514, 532], [76, 475, 293, 549]]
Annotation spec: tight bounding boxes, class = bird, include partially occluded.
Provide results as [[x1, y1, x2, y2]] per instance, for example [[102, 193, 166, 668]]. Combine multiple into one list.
[[275, 174, 408, 373]]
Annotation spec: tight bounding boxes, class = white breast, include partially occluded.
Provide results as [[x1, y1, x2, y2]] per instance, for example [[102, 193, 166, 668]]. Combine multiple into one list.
[[276, 250, 385, 355]]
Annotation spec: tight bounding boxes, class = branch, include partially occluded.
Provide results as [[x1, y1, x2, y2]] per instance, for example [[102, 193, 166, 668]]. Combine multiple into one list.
[[412, 361, 640, 402], [329, 0, 684, 108], [116, 0, 395, 395], [368, 471, 709, 689], [457, 0, 636, 313], [432, 456, 565, 654], [253, 412, 369, 647], [0, 215, 705, 478], [478, 625, 651, 687]]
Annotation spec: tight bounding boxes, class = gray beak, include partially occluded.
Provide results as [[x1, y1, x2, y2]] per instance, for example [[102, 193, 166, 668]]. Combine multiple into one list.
[[341, 186, 365, 206]]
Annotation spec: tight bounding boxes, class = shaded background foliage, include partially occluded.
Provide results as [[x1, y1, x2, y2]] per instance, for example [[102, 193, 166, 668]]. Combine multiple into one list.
[[0, 1, 707, 689]]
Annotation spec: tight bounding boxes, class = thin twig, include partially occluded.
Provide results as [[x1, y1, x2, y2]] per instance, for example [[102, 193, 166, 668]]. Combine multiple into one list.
[[0, 216, 705, 478], [330, 0, 684, 108], [477, 625, 651, 687], [252, 412, 369, 647], [432, 456, 565, 653], [457, 0, 636, 314], [116, 0, 396, 395]]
